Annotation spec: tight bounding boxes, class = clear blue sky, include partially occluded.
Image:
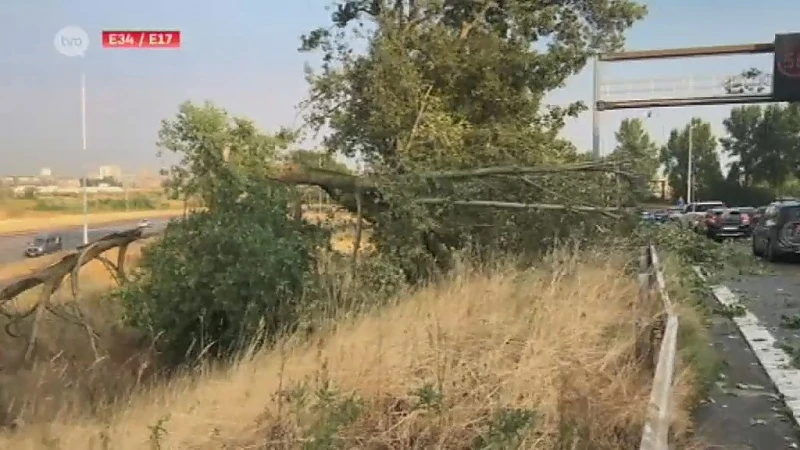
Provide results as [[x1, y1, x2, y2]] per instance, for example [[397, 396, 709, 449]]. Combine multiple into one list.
[[0, 0, 797, 175]]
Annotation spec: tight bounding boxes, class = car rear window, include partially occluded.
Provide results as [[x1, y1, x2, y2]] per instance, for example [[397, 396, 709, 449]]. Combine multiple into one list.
[[783, 206, 800, 221], [696, 203, 724, 213]]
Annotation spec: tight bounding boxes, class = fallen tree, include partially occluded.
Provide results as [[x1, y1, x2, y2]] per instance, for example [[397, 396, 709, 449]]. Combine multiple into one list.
[[268, 158, 637, 275], [270, 160, 633, 219]]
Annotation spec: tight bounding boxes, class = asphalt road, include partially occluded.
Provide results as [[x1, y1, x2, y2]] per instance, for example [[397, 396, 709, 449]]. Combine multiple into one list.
[[693, 309, 800, 449], [696, 255, 800, 449], [727, 259, 800, 356], [0, 218, 173, 266]]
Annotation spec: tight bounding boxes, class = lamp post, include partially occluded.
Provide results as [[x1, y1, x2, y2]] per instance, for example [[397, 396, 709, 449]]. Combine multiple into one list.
[[686, 121, 693, 204], [81, 71, 88, 244], [54, 26, 90, 244], [686, 78, 694, 205]]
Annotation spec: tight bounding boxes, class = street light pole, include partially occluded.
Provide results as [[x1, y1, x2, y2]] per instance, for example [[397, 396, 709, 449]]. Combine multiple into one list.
[[686, 121, 693, 204], [81, 71, 88, 244]]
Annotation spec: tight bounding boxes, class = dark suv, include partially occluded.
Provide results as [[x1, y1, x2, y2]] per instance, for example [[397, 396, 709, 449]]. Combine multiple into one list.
[[24, 234, 63, 258], [751, 200, 800, 261], [704, 207, 752, 241]]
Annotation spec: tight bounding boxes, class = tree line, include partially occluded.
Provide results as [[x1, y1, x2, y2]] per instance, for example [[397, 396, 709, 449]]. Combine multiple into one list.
[[610, 103, 800, 206]]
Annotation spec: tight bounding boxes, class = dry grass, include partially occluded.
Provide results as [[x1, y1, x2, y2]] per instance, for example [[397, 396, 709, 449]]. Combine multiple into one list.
[[0, 248, 699, 449], [0, 209, 184, 235]]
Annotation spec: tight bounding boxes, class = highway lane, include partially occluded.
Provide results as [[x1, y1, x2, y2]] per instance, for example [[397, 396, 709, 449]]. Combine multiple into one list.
[[0, 218, 174, 266], [726, 259, 800, 351]]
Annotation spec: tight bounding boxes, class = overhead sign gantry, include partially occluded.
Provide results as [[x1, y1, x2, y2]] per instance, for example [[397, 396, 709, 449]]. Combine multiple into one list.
[[593, 33, 800, 158]]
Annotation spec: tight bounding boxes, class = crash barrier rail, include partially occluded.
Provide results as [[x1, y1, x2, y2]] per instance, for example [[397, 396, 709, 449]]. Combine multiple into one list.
[[638, 245, 679, 450]]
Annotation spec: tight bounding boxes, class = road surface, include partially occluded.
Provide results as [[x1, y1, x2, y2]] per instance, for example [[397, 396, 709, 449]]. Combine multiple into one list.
[[692, 300, 800, 449], [0, 218, 174, 266], [694, 257, 800, 449], [726, 259, 800, 362]]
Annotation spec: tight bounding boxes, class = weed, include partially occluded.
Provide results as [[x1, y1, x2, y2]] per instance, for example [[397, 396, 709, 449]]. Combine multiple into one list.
[[148, 414, 170, 450], [713, 303, 747, 318], [777, 342, 800, 369], [472, 408, 537, 449], [410, 382, 444, 413], [780, 314, 800, 329]]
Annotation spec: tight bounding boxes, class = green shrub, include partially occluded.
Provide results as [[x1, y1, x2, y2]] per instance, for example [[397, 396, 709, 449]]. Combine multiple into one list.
[[116, 184, 326, 364], [633, 222, 726, 269]]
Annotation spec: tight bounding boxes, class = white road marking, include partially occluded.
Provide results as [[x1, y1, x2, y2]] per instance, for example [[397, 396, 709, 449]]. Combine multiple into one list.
[[708, 280, 800, 425]]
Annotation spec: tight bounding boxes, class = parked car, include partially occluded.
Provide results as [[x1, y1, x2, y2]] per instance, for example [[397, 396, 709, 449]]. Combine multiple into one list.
[[137, 219, 152, 228], [666, 206, 684, 222], [651, 209, 672, 223], [738, 207, 757, 234], [703, 207, 752, 241], [25, 234, 64, 258], [751, 200, 800, 261], [640, 211, 656, 223], [679, 201, 727, 230]]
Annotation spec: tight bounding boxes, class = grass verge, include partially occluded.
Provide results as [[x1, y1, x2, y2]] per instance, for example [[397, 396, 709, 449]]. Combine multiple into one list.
[[0, 247, 702, 449], [660, 252, 721, 446]]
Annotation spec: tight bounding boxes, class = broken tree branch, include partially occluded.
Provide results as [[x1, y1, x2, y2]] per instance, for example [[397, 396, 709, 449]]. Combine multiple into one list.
[[415, 198, 626, 212], [0, 227, 160, 363], [519, 177, 621, 219], [270, 160, 632, 194]]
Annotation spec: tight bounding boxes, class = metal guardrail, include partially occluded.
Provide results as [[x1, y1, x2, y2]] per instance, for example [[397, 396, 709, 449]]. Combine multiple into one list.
[[638, 245, 679, 450]]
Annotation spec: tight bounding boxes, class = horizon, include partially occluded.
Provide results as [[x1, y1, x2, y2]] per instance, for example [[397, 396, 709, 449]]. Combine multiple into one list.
[[1, 0, 798, 175]]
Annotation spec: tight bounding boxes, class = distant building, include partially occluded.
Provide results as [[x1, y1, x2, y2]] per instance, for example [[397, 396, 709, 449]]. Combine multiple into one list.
[[98, 165, 122, 180], [39, 167, 52, 177], [650, 177, 672, 200]]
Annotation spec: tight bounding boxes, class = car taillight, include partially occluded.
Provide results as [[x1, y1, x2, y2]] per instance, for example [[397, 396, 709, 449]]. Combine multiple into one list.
[[741, 213, 750, 225]]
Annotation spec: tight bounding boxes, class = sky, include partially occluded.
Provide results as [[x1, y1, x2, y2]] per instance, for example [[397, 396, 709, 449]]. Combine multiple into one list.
[[0, 0, 796, 176]]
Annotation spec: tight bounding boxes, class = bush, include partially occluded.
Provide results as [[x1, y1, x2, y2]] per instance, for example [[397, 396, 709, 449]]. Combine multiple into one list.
[[116, 185, 327, 364], [632, 221, 763, 282], [94, 194, 156, 211]]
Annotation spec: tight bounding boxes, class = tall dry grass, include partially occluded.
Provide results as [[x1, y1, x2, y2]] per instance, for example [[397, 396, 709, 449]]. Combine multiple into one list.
[[0, 248, 699, 449]]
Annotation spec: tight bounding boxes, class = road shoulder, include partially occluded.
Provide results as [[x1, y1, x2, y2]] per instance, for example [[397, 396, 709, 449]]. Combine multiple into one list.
[[691, 276, 800, 449]]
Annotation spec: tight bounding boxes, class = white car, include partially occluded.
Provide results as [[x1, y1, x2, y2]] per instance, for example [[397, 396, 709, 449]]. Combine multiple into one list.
[[137, 219, 152, 228], [679, 201, 726, 229]]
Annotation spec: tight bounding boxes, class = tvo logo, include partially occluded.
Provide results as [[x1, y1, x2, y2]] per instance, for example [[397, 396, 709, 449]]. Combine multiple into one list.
[[54, 26, 89, 57]]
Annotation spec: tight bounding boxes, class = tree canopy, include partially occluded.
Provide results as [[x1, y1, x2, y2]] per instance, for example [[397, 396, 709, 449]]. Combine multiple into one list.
[[610, 118, 659, 194], [659, 118, 723, 201], [721, 104, 800, 192], [652, 103, 800, 206], [300, 0, 647, 172], [157, 101, 294, 208]]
